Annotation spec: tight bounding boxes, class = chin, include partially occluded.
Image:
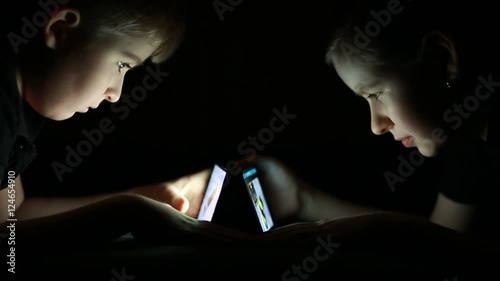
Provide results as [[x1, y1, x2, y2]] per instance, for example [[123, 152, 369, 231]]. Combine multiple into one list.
[[418, 149, 436, 157], [30, 103, 73, 121], [48, 112, 75, 121], [416, 143, 439, 157]]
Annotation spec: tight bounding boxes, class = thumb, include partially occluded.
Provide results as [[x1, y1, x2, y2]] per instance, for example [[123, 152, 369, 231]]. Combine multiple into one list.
[[172, 193, 190, 213], [162, 184, 190, 213]]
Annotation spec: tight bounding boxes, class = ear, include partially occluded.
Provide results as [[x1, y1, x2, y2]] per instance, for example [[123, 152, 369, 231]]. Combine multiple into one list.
[[420, 31, 459, 81], [44, 9, 81, 50]]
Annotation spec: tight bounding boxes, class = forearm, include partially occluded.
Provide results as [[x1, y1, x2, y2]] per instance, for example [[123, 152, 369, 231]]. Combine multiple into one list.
[[430, 193, 476, 233], [298, 183, 388, 221], [261, 212, 500, 257], [1, 194, 146, 251], [1, 194, 249, 252], [16, 190, 130, 220]]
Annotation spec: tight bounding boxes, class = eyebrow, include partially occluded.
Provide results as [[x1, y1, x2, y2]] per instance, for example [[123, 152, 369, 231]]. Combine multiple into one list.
[[354, 81, 381, 95], [122, 51, 144, 66]]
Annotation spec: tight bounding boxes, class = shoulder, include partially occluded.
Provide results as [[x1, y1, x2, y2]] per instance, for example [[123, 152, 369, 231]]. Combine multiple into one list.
[[437, 87, 500, 203], [0, 59, 24, 187], [0, 59, 22, 139], [486, 90, 500, 144], [436, 133, 490, 205]]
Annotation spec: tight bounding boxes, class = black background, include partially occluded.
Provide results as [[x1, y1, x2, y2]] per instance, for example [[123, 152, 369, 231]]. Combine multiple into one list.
[[22, 0, 471, 218]]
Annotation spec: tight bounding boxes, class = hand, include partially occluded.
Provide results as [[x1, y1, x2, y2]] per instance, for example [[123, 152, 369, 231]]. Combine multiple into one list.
[[130, 195, 254, 244], [253, 155, 309, 221], [128, 168, 212, 218]]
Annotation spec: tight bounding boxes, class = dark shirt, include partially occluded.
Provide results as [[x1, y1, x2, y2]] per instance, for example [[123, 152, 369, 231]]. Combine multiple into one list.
[[438, 92, 500, 238], [0, 60, 45, 190]]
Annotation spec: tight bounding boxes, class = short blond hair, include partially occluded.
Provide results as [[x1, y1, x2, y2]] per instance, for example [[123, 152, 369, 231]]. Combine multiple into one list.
[[70, 0, 187, 63]]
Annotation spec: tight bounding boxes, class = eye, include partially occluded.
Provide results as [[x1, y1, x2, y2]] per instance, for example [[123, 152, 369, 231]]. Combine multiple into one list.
[[367, 92, 382, 101], [117, 61, 132, 73]]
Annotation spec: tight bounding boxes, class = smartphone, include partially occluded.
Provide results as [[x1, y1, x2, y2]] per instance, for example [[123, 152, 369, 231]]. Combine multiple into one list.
[[242, 166, 274, 232], [197, 164, 227, 221], [196, 163, 275, 233]]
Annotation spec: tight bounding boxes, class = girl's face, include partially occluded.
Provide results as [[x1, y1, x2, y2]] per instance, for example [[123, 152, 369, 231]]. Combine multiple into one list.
[[23, 36, 158, 121], [332, 56, 455, 157]]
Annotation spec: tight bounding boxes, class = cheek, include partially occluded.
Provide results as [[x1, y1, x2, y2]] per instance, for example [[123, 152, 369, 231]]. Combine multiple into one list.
[[75, 67, 114, 98], [387, 96, 436, 136], [388, 98, 445, 156], [83, 76, 111, 95], [62, 48, 115, 98]]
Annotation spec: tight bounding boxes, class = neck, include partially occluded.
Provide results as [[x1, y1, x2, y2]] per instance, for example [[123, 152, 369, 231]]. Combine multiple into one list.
[[445, 111, 489, 144], [15, 67, 24, 98], [466, 113, 489, 142], [480, 119, 489, 141]]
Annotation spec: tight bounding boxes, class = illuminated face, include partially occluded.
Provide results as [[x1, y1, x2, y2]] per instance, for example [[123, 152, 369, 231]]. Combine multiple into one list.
[[332, 56, 455, 157], [22, 36, 157, 121]]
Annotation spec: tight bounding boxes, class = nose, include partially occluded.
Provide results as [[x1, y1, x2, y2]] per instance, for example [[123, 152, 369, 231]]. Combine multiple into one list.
[[104, 75, 125, 103], [370, 105, 393, 135]]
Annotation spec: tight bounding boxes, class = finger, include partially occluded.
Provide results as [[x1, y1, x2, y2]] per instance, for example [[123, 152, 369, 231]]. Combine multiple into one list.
[[253, 155, 278, 170], [175, 194, 190, 213], [167, 188, 189, 213], [160, 186, 188, 212], [179, 168, 212, 196]]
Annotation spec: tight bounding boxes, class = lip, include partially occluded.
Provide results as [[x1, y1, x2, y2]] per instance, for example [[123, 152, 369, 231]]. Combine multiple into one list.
[[400, 136, 413, 148]]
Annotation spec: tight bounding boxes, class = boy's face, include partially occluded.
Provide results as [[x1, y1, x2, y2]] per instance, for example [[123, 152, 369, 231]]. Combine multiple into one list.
[[26, 36, 158, 121], [333, 56, 454, 157]]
